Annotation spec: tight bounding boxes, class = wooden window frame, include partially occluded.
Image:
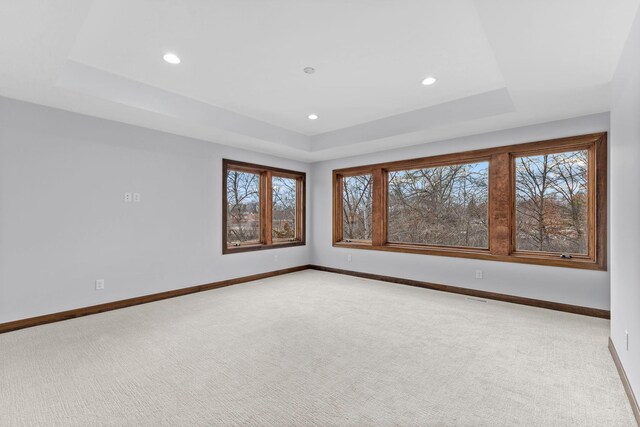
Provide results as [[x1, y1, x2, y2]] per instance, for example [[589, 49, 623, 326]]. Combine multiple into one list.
[[332, 133, 607, 270], [223, 159, 306, 254]]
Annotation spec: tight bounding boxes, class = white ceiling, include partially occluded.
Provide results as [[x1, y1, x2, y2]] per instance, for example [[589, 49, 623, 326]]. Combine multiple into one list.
[[0, 0, 638, 161]]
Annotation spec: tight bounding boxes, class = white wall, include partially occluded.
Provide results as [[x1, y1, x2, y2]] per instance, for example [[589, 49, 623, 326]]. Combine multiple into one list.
[[0, 97, 310, 323], [311, 113, 610, 310], [611, 5, 640, 404]]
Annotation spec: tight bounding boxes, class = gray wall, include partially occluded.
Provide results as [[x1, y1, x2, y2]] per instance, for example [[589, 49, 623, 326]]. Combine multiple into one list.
[[310, 113, 610, 310], [611, 5, 640, 405], [0, 97, 310, 323]]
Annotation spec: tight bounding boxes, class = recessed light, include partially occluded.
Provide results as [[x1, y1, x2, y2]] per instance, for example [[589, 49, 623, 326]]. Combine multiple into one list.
[[163, 53, 181, 64], [308, 114, 319, 120], [422, 76, 437, 86], [303, 67, 316, 74]]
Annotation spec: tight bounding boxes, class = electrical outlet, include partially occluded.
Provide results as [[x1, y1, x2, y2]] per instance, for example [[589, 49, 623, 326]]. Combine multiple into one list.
[[475, 270, 483, 279], [626, 330, 629, 351], [133, 193, 141, 202], [124, 192, 132, 202], [274, 254, 279, 262], [347, 254, 352, 263], [95, 279, 105, 290]]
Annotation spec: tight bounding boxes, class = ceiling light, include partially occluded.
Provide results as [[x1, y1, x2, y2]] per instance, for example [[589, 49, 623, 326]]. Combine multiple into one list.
[[422, 76, 437, 86], [163, 53, 181, 64], [303, 67, 316, 74], [308, 114, 319, 120]]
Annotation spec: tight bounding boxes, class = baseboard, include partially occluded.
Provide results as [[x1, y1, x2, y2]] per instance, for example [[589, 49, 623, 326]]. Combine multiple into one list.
[[1, 263, 610, 334], [609, 338, 640, 425], [0, 265, 310, 334], [308, 265, 610, 319]]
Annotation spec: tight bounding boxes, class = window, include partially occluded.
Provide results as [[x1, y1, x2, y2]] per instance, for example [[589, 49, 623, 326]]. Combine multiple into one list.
[[515, 150, 588, 255], [342, 174, 373, 241], [223, 160, 305, 253], [388, 162, 489, 248], [272, 176, 298, 241], [333, 133, 606, 270], [226, 170, 261, 245]]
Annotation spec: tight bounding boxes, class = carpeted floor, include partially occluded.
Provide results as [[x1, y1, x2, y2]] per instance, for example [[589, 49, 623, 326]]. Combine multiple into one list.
[[0, 270, 635, 426]]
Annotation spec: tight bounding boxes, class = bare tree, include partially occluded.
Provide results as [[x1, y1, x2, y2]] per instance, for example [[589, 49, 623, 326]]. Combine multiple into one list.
[[342, 175, 373, 240], [273, 177, 297, 240], [550, 151, 588, 253], [387, 162, 488, 247], [227, 170, 260, 244], [515, 150, 588, 254], [515, 154, 552, 251]]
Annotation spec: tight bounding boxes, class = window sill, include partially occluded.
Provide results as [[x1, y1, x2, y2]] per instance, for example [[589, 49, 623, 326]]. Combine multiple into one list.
[[224, 240, 305, 254], [333, 241, 605, 270], [508, 251, 603, 270]]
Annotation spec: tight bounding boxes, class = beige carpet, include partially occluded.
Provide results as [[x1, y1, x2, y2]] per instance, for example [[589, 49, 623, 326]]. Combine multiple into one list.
[[0, 270, 635, 426]]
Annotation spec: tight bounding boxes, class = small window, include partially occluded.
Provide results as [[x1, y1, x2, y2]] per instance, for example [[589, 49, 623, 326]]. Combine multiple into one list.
[[514, 149, 589, 255], [388, 161, 489, 248], [342, 174, 373, 241], [223, 160, 305, 253]]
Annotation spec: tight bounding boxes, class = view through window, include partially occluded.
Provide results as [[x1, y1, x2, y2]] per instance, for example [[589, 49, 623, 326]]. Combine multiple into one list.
[[342, 174, 373, 241], [226, 170, 260, 245], [272, 176, 298, 241], [387, 162, 489, 248], [515, 150, 589, 255]]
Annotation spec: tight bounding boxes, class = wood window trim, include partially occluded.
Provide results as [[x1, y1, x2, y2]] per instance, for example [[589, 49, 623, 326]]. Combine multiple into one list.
[[332, 133, 607, 271], [223, 159, 306, 254]]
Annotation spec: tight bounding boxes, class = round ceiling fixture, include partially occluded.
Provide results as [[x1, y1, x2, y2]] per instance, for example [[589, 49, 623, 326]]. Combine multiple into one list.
[[163, 53, 181, 64], [308, 114, 319, 120], [421, 76, 437, 86], [303, 67, 316, 74]]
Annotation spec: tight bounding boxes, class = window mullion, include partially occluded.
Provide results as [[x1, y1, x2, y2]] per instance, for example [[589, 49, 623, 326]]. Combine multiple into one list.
[[333, 173, 344, 244], [263, 170, 273, 245], [593, 137, 607, 269], [296, 176, 305, 243], [489, 153, 511, 256], [372, 168, 386, 247]]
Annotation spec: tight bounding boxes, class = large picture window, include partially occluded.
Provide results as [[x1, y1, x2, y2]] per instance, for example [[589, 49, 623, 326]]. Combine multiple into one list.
[[332, 133, 606, 270], [387, 162, 489, 248], [224, 160, 305, 253]]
